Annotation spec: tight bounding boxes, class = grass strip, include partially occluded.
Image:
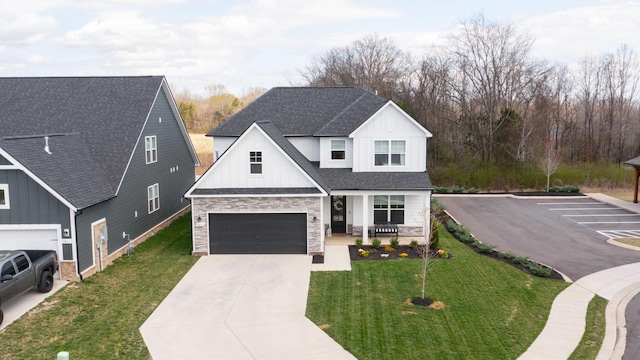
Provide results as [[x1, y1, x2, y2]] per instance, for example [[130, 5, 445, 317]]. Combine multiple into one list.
[[569, 295, 608, 360], [0, 213, 198, 360], [306, 227, 570, 360]]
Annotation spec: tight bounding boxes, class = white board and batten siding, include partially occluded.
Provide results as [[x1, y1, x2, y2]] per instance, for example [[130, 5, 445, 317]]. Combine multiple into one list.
[[197, 127, 317, 189], [318, 137, 353, 168], [212, 137, 236, 161], [351, 105, 428, 172], [288, 137, 320, 162]]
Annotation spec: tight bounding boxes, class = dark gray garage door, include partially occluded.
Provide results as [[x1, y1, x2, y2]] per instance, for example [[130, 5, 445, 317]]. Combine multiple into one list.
[[209, 213, 307, 254]]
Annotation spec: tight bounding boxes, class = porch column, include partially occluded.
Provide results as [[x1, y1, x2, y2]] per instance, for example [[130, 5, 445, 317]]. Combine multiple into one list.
[[362, 194, 369, 244]]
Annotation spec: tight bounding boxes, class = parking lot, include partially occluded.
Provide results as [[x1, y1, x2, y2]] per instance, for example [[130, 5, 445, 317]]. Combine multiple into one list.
[[436, 194, 640, 281], [540, 198, 640, 240]]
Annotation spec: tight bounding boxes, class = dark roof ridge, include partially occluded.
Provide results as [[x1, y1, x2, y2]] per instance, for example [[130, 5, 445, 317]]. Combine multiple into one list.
[[3, 132, 80, 140], [315, 91, 370, 135]]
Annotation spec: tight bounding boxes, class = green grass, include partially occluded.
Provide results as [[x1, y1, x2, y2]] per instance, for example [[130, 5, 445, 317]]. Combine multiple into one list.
[[0, 213, 198, 360], [569, 295, 608, 360], [306, 228, 570, 360]]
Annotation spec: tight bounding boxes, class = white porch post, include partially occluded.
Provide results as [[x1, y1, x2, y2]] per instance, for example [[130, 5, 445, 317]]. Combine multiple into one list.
[[362, 194, 369, 244]]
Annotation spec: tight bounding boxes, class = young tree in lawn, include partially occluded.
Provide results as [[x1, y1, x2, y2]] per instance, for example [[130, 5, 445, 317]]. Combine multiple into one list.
[[539, 137, 562, 192]]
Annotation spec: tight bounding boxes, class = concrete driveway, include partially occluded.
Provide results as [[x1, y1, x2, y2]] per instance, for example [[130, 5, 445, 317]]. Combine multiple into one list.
[[0, 279, 67, 331], [140, 255, 355, 360]]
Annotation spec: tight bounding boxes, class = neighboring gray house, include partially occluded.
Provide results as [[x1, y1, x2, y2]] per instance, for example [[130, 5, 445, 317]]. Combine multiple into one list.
[[0, 76, 199, 281], [185, 87, 432, 256]]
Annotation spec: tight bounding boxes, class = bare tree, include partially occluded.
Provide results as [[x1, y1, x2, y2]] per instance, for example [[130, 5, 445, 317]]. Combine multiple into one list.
[[539, 137, 562, 192], [446, 14, 549, 163], [300, 34, 411, 99]]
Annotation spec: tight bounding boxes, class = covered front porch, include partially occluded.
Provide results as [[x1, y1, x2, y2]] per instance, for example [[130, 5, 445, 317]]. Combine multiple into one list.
[[322, 191, 430, 245]]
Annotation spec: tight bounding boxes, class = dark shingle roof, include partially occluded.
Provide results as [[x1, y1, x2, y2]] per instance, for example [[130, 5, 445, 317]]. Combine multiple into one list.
[[208, 87, 387, 137], [316, 166, 432, 191], [190, 188, 321, 195], [0, 76, 165, 209], [625, 156, 640, 167]]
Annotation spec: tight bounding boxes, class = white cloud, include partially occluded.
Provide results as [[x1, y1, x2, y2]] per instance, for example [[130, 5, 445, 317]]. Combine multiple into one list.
[[0, 12, 56, 44], [524, 2, 640, 64]]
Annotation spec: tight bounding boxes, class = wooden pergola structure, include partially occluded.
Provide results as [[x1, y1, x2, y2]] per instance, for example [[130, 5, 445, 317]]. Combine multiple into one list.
[[625, 155, 640, 203]]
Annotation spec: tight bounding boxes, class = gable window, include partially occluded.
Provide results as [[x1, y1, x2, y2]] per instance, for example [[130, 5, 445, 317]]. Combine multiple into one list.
[[250, 151, 262, 174], [0, 184, 8, 209], [331, 140, 346, 160], [145, 136, 157, 164], [374, 140, 405, 166], [148, 183, 159, 213], [373, 195, 404, 224]]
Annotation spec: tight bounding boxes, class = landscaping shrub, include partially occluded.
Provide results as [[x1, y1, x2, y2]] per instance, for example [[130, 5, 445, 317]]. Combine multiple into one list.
[[451, 185, 464, 193], [409, 239, 419, 249], [527, 263, 552, 277], [384, 245, 395, 252], [513, 255, 530, 266], [476, 243, 496, 254], [372, 238, 381, 249], [467, 188, 480, 194], [390, 237, 399, 249], [434, 186, 449, 193], [498, 252, 517, 261], [355, 238, 363, 248]]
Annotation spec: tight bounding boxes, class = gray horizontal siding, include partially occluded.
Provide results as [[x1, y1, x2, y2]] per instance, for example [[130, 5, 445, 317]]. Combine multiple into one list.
[[75, 88, 196, 273]]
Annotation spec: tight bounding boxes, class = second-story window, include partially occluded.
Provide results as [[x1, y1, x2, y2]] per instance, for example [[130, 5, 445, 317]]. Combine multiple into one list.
[[331, 140, 346, 160], [250, 151, 262, 174], [375, 140, 405, 166], [145, 136, 157, 164], [0, 184, 9, 209]]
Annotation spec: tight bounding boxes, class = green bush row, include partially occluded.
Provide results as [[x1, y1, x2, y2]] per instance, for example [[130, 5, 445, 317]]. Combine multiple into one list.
[[430, 161, 633, 191], [444, 219, 554, 278]]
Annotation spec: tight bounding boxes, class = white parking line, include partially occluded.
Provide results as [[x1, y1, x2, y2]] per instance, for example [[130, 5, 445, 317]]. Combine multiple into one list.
[[579, 221, 640, 224], [550, 207, 618, 211], [598, 230, 640, 239], [564, 214, 640, 217], [537, 202, 603, 205]]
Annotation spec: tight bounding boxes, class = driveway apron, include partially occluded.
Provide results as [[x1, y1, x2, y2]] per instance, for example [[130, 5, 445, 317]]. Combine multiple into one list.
[[140, 255, 355, 360]]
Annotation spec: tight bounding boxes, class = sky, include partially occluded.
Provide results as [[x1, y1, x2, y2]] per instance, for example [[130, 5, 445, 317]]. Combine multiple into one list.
[[1, 0, 639, 96]]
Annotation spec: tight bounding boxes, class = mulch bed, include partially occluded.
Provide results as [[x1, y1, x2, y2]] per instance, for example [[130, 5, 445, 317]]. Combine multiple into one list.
[[348, 245, 446, 261]]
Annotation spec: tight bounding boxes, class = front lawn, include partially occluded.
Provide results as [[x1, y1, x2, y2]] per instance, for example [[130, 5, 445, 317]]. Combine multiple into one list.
[[306, 228, 570, 360], [0, 213, 198, 360]]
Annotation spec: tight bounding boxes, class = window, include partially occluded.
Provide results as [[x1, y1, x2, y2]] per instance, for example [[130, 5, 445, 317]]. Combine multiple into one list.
[[148, 184, 159, 213], [250, 151, 262, 174], [14, 255, 30, 273], [1, 262, 16, 277], [373, 195, 404, 224], [0, 184, 8, 209], [145, 136, 157, 164], [374, 140, 405, 166], [331, 140, 346, 160]]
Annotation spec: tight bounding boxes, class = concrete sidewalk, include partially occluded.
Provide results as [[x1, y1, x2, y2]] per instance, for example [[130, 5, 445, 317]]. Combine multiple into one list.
[[140, 255, 355, 360]]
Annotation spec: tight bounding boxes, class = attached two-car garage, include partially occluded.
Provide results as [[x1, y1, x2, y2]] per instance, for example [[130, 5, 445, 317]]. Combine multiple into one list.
[[209, 213, 307, 254]]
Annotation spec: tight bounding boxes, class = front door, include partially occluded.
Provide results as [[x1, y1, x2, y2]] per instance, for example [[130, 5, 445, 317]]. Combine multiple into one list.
[[331, 196, 346, 234]]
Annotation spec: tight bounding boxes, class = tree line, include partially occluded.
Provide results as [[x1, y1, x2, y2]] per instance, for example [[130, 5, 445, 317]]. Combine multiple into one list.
[[301, 15, 640, 167]]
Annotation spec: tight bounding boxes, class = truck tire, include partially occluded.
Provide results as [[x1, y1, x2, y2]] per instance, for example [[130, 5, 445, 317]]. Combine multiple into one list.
[[38, 270, 53, 293], [0, 308, 3, 325]]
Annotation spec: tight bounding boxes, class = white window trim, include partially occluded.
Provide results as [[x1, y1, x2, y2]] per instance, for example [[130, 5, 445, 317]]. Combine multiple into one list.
[[148, 183, 160, 214], [373, 195, 405, 224], [331, 139, 346, 160], [249, 151, 262, 175], [0, 184, 9, 209], [374, 140, 406, 167], [145, 136, 158, 164]]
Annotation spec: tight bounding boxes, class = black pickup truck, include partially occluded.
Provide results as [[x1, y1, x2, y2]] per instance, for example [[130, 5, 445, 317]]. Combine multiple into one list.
[[0, 250, 58, 325]]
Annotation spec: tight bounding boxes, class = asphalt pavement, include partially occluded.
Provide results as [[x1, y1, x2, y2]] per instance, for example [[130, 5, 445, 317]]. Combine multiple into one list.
[[437, 193, 640, 359]]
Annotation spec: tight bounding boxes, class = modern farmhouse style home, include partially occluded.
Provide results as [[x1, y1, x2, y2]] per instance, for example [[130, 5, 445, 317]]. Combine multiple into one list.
[[185, 86, 432, 256]]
